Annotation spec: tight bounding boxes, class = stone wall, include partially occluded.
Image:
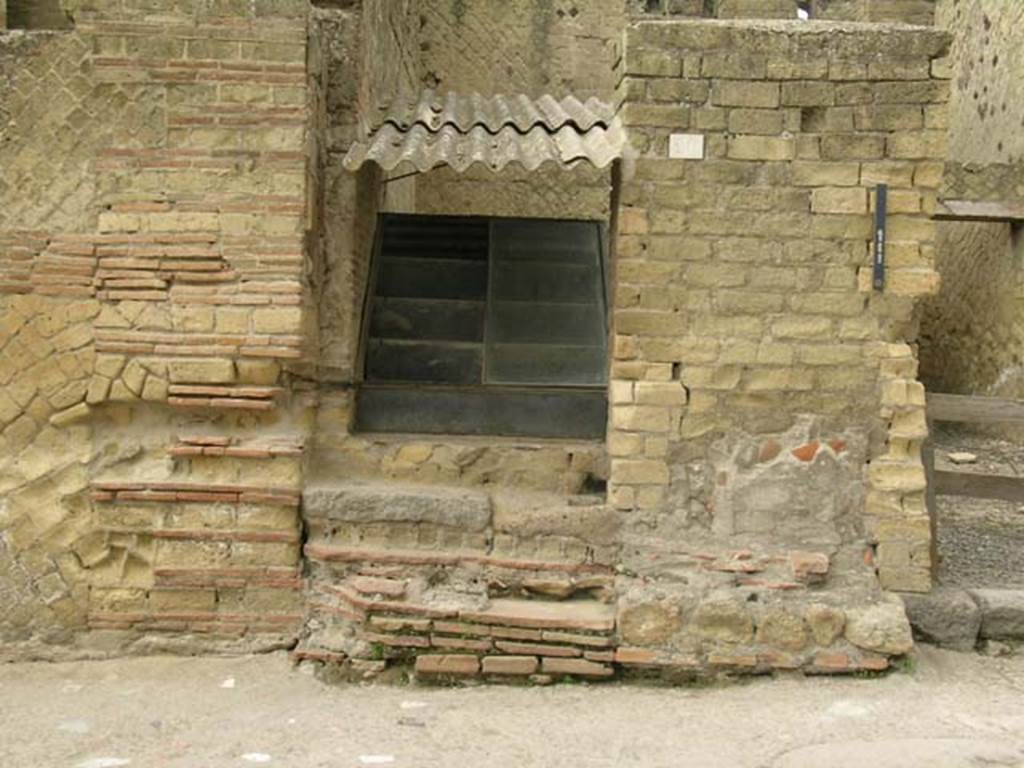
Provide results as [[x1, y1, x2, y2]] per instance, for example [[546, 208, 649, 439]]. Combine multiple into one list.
[[810, 0, 936, 24], [413, 0, 623, 222], [918, 0, 1024, 398], [0, 0, 315, 657], [612, 20, 949, 596], [0, 0, 970, 675], [7, 0, 72, 29], [635, 0, 800, 19], [634, 0, 936, 23]]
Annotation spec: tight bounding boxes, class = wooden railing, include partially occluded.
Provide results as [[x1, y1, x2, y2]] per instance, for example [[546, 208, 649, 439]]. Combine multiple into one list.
[[926, 393, 1024, 503]]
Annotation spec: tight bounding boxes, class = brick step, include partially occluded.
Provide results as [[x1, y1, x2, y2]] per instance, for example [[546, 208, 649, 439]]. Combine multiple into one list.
[[304, 541, 613, 575], [303, 580, 619, 681], [309, 578, 614, 635]]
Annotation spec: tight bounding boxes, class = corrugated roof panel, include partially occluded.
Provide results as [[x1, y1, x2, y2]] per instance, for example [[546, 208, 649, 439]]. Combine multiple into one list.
[[381, 90, 617, 134], [346, 89, 624, 173], [344, 121, 624, 173]]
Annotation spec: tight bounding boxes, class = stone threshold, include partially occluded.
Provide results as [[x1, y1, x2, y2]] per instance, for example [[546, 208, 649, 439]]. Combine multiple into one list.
[[902, 587, 1024, 651]]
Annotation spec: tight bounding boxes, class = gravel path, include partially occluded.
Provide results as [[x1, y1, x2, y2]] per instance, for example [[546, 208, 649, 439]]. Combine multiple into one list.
[[1, 649, 1024, 767], [933, 425, 1024, 588]]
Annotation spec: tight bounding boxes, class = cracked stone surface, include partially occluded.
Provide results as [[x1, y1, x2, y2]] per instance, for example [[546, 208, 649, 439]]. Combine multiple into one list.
[[2, 648, 1024, 767]]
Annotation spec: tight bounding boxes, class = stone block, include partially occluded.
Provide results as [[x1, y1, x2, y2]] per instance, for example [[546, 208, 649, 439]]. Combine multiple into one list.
[[611, 459, 670, 485], [781, 81, 834, 107], [969, 589, 1024, 641], [692, 599, 753, 643], [612, 405, 671, 432], [482, 656, 538, 676], [149, 588, 217, 613], [618, 600, 682, 645], [844, 595, 913, 655], [821, 134, 885, 160], [727, 136, 794, 161], [167, 359, 236, 384], [791, 162, 860, 187], [712, 81, 780, 109], [541, 657, 614, 678], [756, 608, 808, 650], [902, 589, 981, 651], [811, 187, 868, 214], [415, 654, 480, 676], [303, 482, 492, 531], [805, 604, 845, 646], [887, 131, 946, 160], [727, 108, 784, 135]]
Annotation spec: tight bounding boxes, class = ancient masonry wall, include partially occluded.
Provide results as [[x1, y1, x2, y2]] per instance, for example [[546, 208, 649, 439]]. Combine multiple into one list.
[[413, 0, 624, 223], [311, 0, 617, 489], [634, 0, 936, 24], [612, 20, 950, 596], [0, 0, 315, 657], [918, 0, 1024, 398]]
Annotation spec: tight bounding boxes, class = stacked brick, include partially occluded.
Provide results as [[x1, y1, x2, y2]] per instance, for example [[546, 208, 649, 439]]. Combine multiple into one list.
[[86, 435, 305, 643], [611, 20, 950, 593], [0, 8, 313, 412], [295, 551, 912, 680], [304, 577, 618, 681], [0, 1, 314, 655]]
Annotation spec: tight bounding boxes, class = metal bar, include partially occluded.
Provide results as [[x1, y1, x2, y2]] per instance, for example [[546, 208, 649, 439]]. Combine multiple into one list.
[[873, 183, 887, 291]]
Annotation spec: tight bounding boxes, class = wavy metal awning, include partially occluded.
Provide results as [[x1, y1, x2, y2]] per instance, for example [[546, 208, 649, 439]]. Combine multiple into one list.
[[343, 90, 624, 174]]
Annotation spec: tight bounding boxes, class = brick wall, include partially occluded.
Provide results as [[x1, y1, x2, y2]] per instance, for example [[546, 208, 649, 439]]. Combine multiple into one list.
[[0, 0, 314, 656], [612, 19, 949, 592]]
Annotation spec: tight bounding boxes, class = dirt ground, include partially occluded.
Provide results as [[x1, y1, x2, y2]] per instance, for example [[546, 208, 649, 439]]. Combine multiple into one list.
[[1, 648, 1023, 768], [933, 424, 1024, 588]]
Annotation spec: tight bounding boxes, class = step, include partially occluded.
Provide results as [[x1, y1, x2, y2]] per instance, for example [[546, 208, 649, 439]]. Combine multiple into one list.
[[303, 542, 614, 574], [460, 597, 615, 633], [302, 481, 492, 531]]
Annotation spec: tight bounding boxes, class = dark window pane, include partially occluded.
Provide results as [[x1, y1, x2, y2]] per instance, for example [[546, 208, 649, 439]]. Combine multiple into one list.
[[357, 385, 608, 440], [485, 219, 607, 386], [370, 297, 485, 342], [365, 340, 482, 385]]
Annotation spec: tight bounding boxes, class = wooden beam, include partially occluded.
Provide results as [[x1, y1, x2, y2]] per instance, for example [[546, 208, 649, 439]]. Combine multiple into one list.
[[934, 200, 1024, 223], [934, 469, 1024, 502], [927, 393, 1024, 425]]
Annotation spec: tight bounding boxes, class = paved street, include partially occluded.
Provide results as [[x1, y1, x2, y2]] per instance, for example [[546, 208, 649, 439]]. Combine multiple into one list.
[[1, 647, 1023, 768]]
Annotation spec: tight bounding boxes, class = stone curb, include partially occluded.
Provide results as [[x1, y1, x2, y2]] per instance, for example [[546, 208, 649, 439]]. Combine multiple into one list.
[[900, 587, 1024, 651]]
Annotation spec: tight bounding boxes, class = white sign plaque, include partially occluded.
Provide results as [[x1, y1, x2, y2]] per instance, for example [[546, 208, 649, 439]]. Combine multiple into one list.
[[668, 133, 704, 160]]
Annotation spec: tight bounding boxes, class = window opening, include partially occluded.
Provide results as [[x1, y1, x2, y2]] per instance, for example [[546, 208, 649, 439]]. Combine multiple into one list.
[[356, 213, 609, 439]]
